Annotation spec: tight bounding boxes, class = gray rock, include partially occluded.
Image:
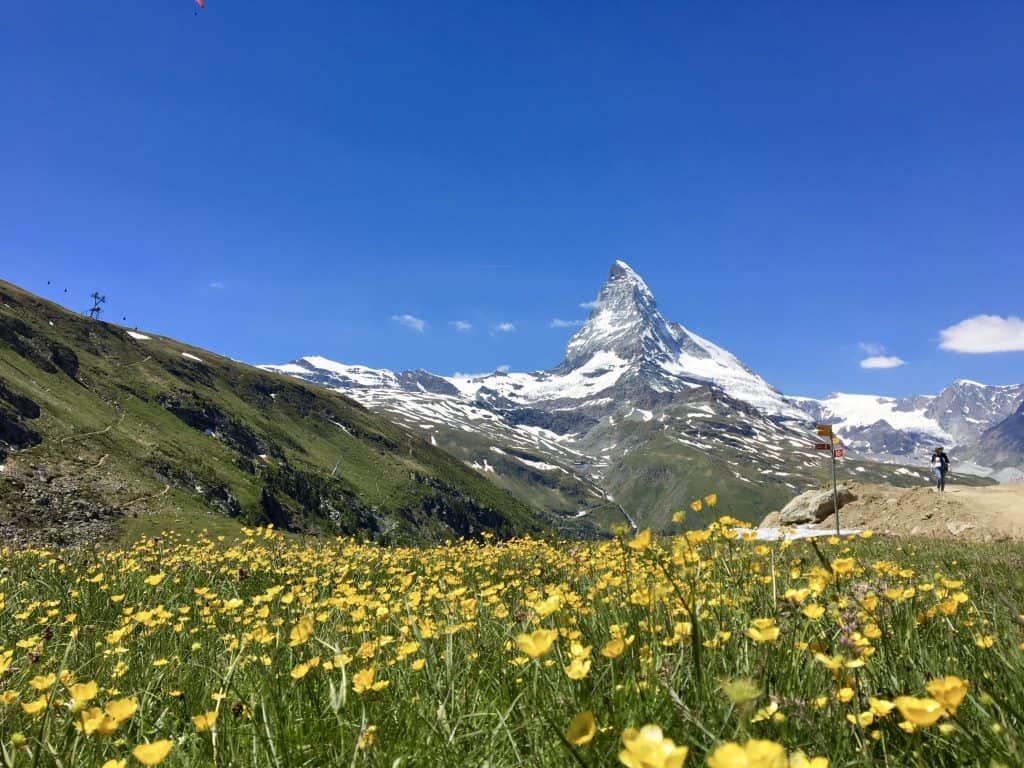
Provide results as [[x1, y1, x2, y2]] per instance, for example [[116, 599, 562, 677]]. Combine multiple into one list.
[[779, 485, 857, 525]]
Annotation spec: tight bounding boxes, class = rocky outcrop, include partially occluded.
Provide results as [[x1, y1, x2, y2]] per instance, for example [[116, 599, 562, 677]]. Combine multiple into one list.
[[778, 485, 857, 525]]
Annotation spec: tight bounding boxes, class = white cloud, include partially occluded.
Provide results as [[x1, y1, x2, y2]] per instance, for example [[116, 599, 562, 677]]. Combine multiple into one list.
[[856, 342, 904, 369], [579, 300, 599, 310], [208, 281, 224, 289], [495, 364, 511, 373], [493, 322, 516, 333], [550, 318, 584, 328], [939, 315, 1024, 353], [450, 320, 472, 333], [391, 314, 427, 333], [860, 355, 906, 369]]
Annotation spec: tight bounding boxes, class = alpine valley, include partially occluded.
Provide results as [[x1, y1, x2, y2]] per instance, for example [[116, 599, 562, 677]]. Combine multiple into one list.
[[263, 262, 1023, 531]]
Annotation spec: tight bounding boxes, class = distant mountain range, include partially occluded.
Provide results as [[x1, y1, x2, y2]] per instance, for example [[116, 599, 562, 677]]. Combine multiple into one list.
[[265, 262, 1019, 528]]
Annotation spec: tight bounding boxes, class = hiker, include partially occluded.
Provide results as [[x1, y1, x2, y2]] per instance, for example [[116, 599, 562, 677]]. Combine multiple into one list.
[[930, 447, 950, 491]]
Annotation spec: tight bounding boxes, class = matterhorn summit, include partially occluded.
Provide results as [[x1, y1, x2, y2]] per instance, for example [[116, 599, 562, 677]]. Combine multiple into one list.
[[553, 261, 804, 418]]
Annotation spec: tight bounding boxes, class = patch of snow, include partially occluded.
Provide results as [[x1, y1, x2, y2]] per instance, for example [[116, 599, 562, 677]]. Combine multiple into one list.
[[747, 527, 863, 541], [181, 352, 204, 363], [128, 331, 150, 340], [517, 457, 564, 472], [327, 419, 352, 436]]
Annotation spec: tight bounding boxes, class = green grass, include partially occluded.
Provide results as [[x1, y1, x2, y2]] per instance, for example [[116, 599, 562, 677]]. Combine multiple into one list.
[[1, 524, 1022, 767], [1, 279, 544, 545]]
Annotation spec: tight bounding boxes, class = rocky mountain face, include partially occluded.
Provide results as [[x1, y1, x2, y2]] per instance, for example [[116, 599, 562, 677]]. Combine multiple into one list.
[[971, 400, 1024, 481], [265, 262, 1003, 530]]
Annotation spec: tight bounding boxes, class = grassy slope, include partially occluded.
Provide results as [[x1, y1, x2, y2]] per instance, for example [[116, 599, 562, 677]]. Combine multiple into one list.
[[0, 280, 544, 545]]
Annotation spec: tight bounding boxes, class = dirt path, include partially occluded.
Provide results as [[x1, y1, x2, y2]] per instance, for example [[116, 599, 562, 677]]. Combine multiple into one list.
[[123, 484, 171, 508], [770, 482, 1024, 542]]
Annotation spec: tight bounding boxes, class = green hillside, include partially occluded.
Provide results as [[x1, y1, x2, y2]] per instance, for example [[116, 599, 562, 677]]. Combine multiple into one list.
[[0, 280, 544, 546]]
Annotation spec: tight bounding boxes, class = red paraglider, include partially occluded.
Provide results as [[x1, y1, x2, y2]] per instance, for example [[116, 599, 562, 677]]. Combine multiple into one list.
[[194, 0, 205, 12]]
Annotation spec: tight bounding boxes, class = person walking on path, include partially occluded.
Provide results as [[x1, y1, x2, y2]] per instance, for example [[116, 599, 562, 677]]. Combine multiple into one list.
[[931, 447, 950, 491]]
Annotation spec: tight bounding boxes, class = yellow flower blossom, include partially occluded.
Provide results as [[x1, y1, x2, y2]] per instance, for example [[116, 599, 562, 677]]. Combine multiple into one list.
[[628, 529, 652, 551], [131, 739, 174, 766], [894, 696, 946, 727], [618, 725, 688, 768], [515, 628, 558, 659], [566, 711, 597, 746], [707, 739, 787, 768], [745, 618, 779, 644], [926, 676, 968, 714], [192, 710, 218, 732]]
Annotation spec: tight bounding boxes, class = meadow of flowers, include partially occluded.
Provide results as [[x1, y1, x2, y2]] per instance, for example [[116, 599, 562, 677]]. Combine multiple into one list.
[[1, 506, 1023, 767]]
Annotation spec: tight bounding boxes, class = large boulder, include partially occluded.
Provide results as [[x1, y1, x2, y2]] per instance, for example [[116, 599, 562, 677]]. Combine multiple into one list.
[[779, 485, 857, 525]]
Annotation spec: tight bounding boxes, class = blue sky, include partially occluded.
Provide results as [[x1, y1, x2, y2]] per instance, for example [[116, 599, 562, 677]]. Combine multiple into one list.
[[3, 2, 1022, 398]]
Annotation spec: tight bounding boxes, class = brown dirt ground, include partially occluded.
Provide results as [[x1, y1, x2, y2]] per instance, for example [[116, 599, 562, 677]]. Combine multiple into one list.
[[761, 482, 1024, 542]]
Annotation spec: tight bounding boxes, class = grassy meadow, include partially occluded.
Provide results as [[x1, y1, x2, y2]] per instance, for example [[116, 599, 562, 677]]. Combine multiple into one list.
[[2, 507, 1023, 767]]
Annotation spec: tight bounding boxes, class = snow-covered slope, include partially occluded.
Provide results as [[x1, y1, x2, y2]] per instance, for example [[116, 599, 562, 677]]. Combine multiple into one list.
[[792, 380, 1024, 470]]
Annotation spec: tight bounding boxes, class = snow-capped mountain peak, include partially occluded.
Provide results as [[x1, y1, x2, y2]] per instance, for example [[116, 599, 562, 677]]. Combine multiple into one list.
[[562, 260, 675, 370], [556, 261, 802, 417]]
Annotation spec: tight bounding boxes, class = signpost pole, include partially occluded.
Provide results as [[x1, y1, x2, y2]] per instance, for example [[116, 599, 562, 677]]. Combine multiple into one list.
[[831, 446, 840, 536], [816, 425, 841, 536]]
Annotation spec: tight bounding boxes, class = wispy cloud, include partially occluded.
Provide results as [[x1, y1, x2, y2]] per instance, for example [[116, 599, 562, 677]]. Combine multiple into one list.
[[208, 281, 224, 289], [493, 322, 516, 333], [857, 342, 905, 369], [860, 356, 906, 369], [550, 318, 585, 328], [579, 300, 599, 310], [939, 315, 1024, 353], [450, 320, 473, 333], [391, 314, 427, 333], [452, 364, 512, 378]]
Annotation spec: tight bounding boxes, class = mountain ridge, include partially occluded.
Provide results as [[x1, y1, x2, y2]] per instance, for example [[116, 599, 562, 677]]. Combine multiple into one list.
[[0, 279, 546, 546]]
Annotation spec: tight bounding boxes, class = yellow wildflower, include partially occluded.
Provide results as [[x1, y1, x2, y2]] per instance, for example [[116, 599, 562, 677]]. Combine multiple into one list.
[[894, 696, 946, 727], [925, 676, 968, 714], [192, 710, 218, 732], [566, 711, 597, 746], [618, 725, 688, 768], [515, 629, 558, 659], [628, 529, 652, 551], [131, 739, 174, 766], [707, 739, 787, 768], [745, 618, 779, 644]]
